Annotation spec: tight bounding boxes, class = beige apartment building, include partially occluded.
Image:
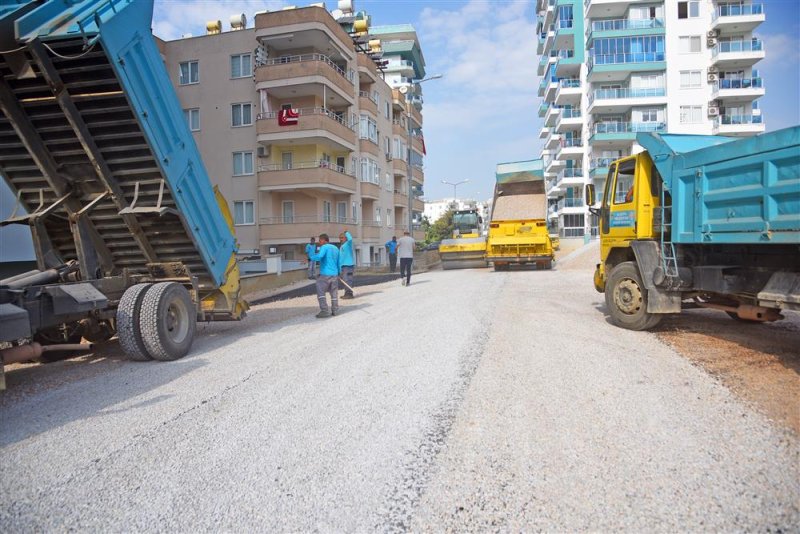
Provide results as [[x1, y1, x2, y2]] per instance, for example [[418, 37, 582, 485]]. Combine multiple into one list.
[[158, 6, 426, 265]]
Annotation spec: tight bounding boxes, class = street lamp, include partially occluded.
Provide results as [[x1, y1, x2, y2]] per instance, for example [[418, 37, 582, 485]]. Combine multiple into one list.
[[406, 74, 443, 235], [441, 179, 469, 204]]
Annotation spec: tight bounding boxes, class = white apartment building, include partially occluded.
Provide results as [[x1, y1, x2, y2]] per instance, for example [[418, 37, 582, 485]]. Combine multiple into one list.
[[424, 198, 491, 226], [536, 0, 765, 239]]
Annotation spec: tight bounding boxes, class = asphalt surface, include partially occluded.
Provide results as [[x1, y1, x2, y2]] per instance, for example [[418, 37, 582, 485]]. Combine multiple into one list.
[[1, 266, 798, 531]]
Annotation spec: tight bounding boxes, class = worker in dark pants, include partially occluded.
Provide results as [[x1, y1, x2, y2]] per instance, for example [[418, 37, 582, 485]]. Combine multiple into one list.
[[385, 236, 398, 272], [397, 231, 415, 286], [338, 229, 355, 299], [309, 234, 339, 318]]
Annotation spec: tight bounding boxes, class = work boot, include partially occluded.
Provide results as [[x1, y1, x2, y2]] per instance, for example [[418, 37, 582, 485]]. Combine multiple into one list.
[[401, 278, 406, 286], [342, 293, 354, 299], [332, 308, 339, 316], [316, 310, 331, 318]]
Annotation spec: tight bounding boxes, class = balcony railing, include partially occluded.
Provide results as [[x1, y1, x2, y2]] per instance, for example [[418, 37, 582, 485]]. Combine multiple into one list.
[[258, 160, 354, 176], [712, 3, 764, 20], [559, 168, 584, 179], [260, 216, 358, 225], [558, 198, 585, 210], [588, 52, 665, 71], [560, 108, 582, 119], [590, 87, 666, 104], [258, 53, 350, 81], [712, 77, 763, 91], [712, 38, 764, 57], [559, 78, 581, 89], [358, 90, 378, 104], [257, 107, 355, 130], [593, 121, 666, 134], [560, 137, 584, 148], [714, 114, 763, 126], [590, 157, 617, 170], [590, 18, 664, 32]]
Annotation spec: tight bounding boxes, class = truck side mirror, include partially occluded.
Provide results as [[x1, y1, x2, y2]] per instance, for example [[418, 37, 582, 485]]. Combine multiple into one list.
[[585, 184, 596, 206]]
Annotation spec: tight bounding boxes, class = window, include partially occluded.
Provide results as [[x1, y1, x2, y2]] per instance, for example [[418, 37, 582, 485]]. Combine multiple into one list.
[[613, 160, 636, 204], [233, 201, 254, 225], [639, 108, 660, 122], [183, 108, 200, 131], [680, 70, 702, 88], [231, 54, 252, 78], [677, 1, 700, 19], [679, 36, 701, 54], [590, 36, 665, 64], [359, 114, 378, 143], [385, 101, 391, 119], [359, 157, 380, 184], [352, 201, 358, 222], [233, 151, 253, 176], [337, 202, 347, 223], [231, 103, 252, 127], [680, 105, 703, 123], [385, 172, 392, 191], [375, 207, 381, 223], [282, 201, 294, 223], [281, 152, 293, 170], [386, 208, 391, 227], [322, 201, 331, 223], [179, 61, 198, 85]]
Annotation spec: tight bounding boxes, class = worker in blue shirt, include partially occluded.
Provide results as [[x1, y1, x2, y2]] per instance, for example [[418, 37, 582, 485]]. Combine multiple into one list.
[[305, 236, 317, 279], [309, 233, 339, 318], [338, 229, 355, 299], [385, 236, 398, 272]]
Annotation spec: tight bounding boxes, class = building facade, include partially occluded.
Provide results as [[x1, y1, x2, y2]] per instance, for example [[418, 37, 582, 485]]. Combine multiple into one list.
[[536, 0, 765, 238], [159, 5, 427, 265]]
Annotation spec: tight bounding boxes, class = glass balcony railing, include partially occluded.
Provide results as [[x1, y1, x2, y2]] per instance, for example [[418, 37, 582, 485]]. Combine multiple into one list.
[[588, 52, 665, 71], [558, 198, 585, 210], [591, 18, 664, 32], [713, 77, 763, 92], [589, 87, 666, 104], [590, 157, 618, 170], [560, 108, 582, 119], [559, 78, 581, 89], [560, 137, 584, 148], [714, 114, 763, 126], [712, 38, 764, 56], [713, 3, 764, 20], [559, 168, 584, 180], [593, 122, 666, 134]]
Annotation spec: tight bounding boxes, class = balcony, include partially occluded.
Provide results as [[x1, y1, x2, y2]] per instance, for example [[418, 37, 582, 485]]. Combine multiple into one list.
[[554, 167, 585, 191], [409, 105, 423, 127], [359, 138, 380, 157], [259, 216, 357, 242], [257, 108, 356, 151], [412, 165, 424, 184], [712, 77, 764, 101], [392, 158, 407, 176], [413, 198, 424, 211], [543, 75, 559, 103], [584, 0, 655, 19], [713, 114, 765, 136], [545, 155, 566, 174], [544, 130, 562, 150], [258, 160, 356, 194], [712, 3, 765, 35], [358, 91, 378, 116], [537, 51, 556, 76], [542, 0, 556, 30], [394, 192, 408, 207], [587, 52, 666, 81], [588, 86, 667, 113], [360, 181, 381, 199], [384, 59, 415, 76], [255, 54, 354, 104], [712, 39, 765, 68], [556, 108, 583, 132], [539, 125, 550, 140], [544, 104, 561, 127], [555, 78, 581, 106], [411, 134, 425, 155], [589, 157, 616, 179], [587, 18, 664, 44], [557, 197, 585, 212], [556, 137, 584, 160], [357, 52, 381, 82], [589, 121, 666, 146]]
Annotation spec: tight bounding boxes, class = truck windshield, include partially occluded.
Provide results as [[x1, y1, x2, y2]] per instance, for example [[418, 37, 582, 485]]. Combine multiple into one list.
[[453, 212, 479, 234]]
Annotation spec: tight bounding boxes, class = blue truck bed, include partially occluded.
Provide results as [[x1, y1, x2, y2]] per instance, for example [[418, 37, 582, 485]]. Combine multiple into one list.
[[637, 127, 800, 245], [0, 0, 235, 286]]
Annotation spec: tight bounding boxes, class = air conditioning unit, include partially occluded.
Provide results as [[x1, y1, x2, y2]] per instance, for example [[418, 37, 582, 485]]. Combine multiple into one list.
[[707, 65, 719, 74], [708, 100, 720, 108], [707, 73, 718, 82], [707, 29, 719, 38], [708, 107, 720, 117], [385, 152, 392, 161], [707, 37, 717, 48], [257, 145, 270, 158]]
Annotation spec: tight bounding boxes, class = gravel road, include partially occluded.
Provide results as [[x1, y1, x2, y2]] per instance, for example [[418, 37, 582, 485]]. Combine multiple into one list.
[[1, 265, 798, 531]]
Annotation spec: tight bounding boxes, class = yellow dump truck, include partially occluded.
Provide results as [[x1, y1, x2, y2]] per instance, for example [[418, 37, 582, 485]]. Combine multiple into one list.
[[486, 160, 554, 271]]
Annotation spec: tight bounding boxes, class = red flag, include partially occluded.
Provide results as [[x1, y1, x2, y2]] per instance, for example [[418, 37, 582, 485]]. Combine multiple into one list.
[[420, 134, 426, 155], [278, 108, 299, 126]]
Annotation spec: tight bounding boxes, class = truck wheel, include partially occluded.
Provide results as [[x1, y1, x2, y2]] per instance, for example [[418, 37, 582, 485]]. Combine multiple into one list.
[[605, 262, 662, 331], [139, 282, 196, 361], [117, 283, 154, 361]]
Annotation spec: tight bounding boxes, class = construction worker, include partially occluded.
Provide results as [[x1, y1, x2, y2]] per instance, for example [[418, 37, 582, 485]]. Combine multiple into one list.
[[305, 236, 317, 279], [309, 233, 339, 318], [338, 229, 355, 299], [397, 231, 415, 286], [385, 236, 398, 272]]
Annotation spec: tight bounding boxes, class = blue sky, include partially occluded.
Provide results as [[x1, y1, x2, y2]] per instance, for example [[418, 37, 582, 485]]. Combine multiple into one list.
[[1, 0, 798, 260]]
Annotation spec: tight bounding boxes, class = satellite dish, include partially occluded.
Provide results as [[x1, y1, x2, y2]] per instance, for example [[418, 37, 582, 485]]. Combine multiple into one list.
[[399, 86, 408, 94]]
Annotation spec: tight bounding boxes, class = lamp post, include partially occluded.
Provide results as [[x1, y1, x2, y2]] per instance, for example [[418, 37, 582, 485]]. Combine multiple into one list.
[[406, 74, 442, 236], [441, 179, 469, 208]]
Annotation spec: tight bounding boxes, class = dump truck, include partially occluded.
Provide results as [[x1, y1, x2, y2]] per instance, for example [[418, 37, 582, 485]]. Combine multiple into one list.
[[0, 0, 247, 386], [438, 209, 488, 270], [587, 127, 800, 331], [486, 161, 554, 271]]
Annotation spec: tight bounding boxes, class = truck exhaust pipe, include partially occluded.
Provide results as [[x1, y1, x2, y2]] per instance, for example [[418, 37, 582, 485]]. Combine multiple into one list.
[[1, 343, 94, 365]]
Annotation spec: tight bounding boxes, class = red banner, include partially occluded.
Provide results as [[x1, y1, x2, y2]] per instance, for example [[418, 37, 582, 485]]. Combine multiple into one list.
[[278, 108, 299, 126]]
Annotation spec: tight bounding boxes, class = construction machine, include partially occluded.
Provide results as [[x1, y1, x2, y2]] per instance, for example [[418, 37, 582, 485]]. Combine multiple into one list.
[[438, 209, 488, 270]]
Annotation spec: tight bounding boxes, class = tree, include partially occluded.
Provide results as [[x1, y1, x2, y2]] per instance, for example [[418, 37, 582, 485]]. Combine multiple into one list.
[[426, 210, 454, 243]]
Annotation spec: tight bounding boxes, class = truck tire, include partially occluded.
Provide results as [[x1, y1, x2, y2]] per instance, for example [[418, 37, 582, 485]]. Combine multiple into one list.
[[139, 282, 196, 361], [117, 283, 154, 361], [605, 262, 662, 331]]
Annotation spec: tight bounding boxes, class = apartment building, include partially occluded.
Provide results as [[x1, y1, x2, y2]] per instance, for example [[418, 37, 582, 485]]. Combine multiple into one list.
[[159, 5, 427, 265], [536, 0, 766, 239]]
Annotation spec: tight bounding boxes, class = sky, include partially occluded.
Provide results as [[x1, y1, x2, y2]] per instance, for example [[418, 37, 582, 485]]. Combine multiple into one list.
[[1, 0, 799, 261]]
